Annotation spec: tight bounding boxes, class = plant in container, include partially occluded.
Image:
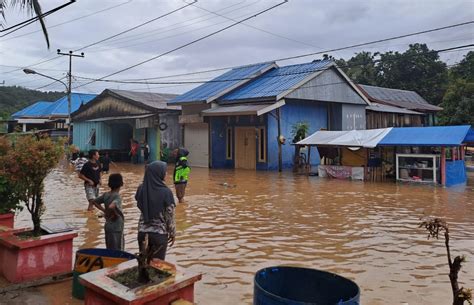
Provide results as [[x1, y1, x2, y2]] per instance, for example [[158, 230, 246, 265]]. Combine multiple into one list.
[[0, 135, 77, 283], [80, 234, 202, 305], [0, 137, 22, 229]]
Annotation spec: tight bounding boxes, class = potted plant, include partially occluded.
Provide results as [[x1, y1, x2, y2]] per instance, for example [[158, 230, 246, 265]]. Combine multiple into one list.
[[0, 135, 78, 283], [80, 234, 202, 305], [0, 137, 22, 229], [291, 122, 310, 172]]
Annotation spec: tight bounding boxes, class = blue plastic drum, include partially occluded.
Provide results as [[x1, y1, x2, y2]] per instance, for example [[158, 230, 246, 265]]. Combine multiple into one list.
[[254, 266, 360, 305]]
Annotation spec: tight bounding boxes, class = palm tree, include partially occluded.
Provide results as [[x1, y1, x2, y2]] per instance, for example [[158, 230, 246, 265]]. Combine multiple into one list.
[[0, 0, 49, 48]]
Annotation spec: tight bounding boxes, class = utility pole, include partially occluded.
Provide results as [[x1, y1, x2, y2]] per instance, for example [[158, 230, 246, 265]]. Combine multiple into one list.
[[57, 49, 84, 144]]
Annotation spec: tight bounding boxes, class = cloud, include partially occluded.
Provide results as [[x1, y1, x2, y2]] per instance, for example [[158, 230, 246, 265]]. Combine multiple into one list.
[[1, 0, 472, 94]]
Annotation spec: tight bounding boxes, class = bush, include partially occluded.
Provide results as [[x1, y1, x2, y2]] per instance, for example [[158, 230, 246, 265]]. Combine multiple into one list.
[[1, 135, 64, 234]]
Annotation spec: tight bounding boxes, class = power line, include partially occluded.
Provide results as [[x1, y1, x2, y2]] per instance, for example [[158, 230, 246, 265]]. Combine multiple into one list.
[[94, 21, 473, 83], [0, 0, 76, 35], [2, 1, 195, 74], [72, 44, 474, 86], [184, 0, 322, 50], [75, 1, 196, 52], [89, 0, 256, 47], [73, 0, 289, 89], [0, 1, 132, 42]]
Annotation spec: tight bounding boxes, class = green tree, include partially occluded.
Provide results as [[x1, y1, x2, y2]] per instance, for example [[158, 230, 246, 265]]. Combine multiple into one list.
[[377, 43, 448, 104], [438, 52, 474, 126], [337, 51, 378, 85], [0, 0, 49, 47]]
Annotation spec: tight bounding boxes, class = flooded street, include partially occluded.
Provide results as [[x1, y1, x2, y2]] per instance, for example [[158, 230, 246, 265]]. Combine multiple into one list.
[[15, 162, 474, 305]]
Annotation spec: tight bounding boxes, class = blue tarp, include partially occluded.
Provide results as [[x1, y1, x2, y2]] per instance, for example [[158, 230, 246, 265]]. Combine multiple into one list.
[[11, 101, 53, 118], [378, 125, 471, 147], [445, 160, 467, 187]]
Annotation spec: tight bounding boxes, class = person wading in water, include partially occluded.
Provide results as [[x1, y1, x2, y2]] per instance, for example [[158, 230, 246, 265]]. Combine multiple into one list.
[[173, 148, 190, 203], [136, 161, 176, 260], [78, 149, 102, 211]]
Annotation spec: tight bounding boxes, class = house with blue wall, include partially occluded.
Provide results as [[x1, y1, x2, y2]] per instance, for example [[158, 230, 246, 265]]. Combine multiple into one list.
[[72, 89, 181, 162], [170, 59, 370, 170]]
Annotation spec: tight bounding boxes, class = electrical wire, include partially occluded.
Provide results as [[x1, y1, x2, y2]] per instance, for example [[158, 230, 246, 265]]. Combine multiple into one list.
[[73, 44, 474, 86], [73, 0, 289, 89], [75, 1, 196, 52], [0, 1, 133, 42]]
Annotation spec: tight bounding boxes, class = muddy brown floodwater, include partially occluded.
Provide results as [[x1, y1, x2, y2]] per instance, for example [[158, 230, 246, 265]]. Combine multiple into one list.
[[13, 162, 474, 305]]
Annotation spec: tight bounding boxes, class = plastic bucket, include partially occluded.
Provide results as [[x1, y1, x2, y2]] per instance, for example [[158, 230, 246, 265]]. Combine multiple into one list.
[[254, 266, 360, 305], [72, 248, 135, 299]]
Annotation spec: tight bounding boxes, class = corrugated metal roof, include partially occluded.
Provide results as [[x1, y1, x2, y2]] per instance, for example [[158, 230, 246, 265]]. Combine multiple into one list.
[[366, 103, 423, 115], [169, 62, 276, 104], [220, 60, 333, 103], [107, 89, 180, 110], [378, 125, 471, 146], [45, 93, 97, 116], [12, 101, 53, 118], [359, 84, 442, 112], [202, 100, 285, 117]]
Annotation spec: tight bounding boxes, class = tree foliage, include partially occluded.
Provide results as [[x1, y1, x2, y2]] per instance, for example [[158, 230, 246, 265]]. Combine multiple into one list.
[[336, 44, 473, 125], [1, 135, 64, 234]]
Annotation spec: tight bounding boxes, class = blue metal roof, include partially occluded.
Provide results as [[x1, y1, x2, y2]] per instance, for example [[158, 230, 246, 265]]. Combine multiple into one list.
[[45, 92, 97, 116], [465, 128, 474, 143], [220, 60, 333, 103], [378, 125, 471, 146], [170, 62, 275, 104], [12, 101, 53, 118]]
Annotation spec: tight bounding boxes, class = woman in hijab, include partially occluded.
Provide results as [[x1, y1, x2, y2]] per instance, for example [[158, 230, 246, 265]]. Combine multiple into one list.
[[136, 161, 176, 260]]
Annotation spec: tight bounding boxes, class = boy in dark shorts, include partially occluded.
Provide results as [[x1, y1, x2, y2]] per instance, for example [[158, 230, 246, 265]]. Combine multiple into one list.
[[79, 150, 101, 211], [93, 173, 125, 251]]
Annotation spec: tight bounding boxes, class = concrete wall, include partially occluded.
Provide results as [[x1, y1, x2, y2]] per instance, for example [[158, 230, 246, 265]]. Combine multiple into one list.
[[159, 113, 181, 150], [341, 104, 366, 130]]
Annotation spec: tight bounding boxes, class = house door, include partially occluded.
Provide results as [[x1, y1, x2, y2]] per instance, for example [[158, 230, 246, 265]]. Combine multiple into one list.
[[235, 127, 256, 169]]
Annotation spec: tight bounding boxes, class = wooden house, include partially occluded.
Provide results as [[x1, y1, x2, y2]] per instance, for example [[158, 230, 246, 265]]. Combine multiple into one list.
[[72, 89, 180, 162]]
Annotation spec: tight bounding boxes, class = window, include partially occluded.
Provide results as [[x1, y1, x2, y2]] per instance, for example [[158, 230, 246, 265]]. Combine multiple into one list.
[[226, 127, 232, 159], [87, 128, 96, 146], [258, 127, 266, 162]]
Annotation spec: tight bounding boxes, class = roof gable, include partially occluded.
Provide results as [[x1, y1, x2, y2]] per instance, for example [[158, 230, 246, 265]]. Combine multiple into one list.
[[170, 62, 277, 104]]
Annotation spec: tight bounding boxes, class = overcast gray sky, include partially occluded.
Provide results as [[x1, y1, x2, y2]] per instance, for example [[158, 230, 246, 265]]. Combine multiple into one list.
[[1, 0, 473, 94]]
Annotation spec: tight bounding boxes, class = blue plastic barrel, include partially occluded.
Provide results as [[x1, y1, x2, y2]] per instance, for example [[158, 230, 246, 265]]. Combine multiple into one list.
[[254, 266, 360, 305], [72, 248, 136, 299]]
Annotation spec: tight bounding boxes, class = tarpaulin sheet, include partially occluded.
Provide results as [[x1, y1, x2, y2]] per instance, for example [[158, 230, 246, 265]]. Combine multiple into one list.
[[446, 160, 467, 187], [297, 128, 392, 148], [378, 125, 471, 147]]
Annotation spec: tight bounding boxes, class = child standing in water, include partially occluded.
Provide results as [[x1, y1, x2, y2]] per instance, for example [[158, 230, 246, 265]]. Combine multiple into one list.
[[93, 173, 125, 251]]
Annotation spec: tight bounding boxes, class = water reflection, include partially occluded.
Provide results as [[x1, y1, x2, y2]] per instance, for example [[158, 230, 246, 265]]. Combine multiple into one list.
[[15, 163, 474, 305]]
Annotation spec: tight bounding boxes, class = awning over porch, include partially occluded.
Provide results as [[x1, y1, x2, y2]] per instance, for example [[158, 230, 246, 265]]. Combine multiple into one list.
[[296, 128, 392, 148], [378, 125, 471, 146], [201, 100, 285, 117]]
